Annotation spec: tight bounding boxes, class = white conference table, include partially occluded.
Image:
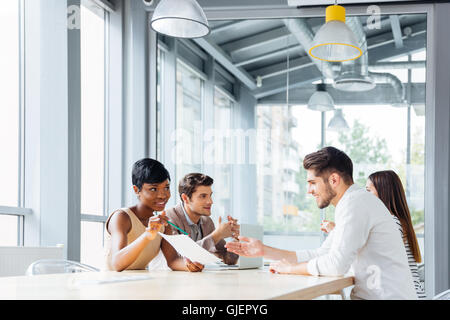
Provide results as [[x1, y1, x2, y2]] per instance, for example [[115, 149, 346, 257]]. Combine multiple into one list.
[[0, 268, 355, 300]]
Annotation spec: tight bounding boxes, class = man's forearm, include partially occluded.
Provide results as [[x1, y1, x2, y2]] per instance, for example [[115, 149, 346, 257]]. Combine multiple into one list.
[[263, 245, 298, 263]]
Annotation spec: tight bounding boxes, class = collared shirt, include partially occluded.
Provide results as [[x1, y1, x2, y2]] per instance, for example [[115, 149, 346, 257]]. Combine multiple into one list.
[[295, 184, 417, 300], [180, 202, 203, 241]]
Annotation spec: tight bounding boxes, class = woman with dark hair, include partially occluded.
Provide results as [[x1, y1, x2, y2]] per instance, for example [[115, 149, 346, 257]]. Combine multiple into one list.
[[366, 170, 425, 298], [321, 170, 425, 298], [104, 158, 204, 272]]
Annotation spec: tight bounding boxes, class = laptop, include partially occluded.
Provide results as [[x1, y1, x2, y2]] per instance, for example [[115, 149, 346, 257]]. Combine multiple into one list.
[[218, 224, 264, 270]]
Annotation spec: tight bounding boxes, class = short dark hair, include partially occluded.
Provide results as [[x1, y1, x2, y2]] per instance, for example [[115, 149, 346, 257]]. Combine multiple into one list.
[[303, 147, 354, 184], [132, 159, 171, 191], [178, 173, 214, 201]]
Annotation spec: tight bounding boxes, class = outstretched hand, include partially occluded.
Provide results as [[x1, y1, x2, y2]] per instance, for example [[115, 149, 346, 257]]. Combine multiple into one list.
[[224, 236, 264, 257]]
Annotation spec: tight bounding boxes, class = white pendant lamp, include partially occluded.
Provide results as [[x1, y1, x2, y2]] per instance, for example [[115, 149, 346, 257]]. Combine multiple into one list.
[[328, 109, 350, 131], [150, 0, 210, 39], [309, 4, 362, 62], [308, 83, 335, 112]]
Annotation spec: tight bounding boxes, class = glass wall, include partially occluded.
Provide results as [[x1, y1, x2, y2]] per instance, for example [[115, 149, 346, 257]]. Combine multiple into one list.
[[157, 37, 241, 223], [175, 60, 204, 187], [251, 15, 427, 260], [211, 87, 234, 219], [79, 2, 107, 268], [156, 14, 427, 271], [0, 0, 22, 246], [257, 106, 322, 234]]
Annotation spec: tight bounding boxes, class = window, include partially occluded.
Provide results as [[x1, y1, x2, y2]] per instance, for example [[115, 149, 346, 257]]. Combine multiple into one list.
[[175, 60, 204, 187], [256, 105, 322, 234], [0, 215, 19, 247], [79, 2, 108, 267], [0, 0, 25, 247], [81, 221, 105, 268], [156, 47, 163, 160], [80, 3, 106, 217], [0, 0, 20, 208], [210, 88, 234, 219], [255, 15, 426, 260]]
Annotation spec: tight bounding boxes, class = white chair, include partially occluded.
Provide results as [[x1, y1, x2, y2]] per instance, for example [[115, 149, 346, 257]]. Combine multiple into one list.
[[433, 289, 450, 300], [25, 259, 99, 276], [0, 246, 64, 277]]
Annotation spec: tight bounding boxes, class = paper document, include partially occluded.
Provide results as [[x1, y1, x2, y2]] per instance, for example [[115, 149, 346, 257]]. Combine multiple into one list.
[[159, 232, 222, 265]]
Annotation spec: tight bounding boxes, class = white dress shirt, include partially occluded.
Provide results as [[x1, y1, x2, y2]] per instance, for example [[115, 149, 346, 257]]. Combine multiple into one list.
[[296, 184, 417, 300]]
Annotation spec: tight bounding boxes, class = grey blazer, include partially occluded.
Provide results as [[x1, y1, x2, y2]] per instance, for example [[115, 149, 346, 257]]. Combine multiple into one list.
[[165, 203, 239, 265]]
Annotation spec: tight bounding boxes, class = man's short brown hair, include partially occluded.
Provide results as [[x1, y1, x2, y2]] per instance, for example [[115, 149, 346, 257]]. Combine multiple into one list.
[[303, 147, 354, 185], [179, 173, 214, 201]]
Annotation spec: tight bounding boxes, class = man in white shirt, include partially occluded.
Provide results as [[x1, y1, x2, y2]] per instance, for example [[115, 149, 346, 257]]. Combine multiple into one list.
[[225, 147, 417, 300]]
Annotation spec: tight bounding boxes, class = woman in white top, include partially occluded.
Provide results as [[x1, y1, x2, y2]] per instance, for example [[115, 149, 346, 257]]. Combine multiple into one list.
[[322, 170, 425, 299]]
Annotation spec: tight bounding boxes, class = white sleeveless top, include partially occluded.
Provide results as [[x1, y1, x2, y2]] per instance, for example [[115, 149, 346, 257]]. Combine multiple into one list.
[[103, 208, 164, 271]]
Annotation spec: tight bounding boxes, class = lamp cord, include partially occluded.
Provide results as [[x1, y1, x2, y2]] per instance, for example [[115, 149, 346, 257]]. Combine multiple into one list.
[[286, 34, 290, 108]]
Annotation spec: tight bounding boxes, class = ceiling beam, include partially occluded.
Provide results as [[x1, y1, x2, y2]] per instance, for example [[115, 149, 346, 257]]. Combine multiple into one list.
[[210, 20, 245, 35], [235, 44, 299, 67], [221, 27, 290, 56], [258, 83, 426, 105], [390, 15, 404, 48], [252, 65, 322, 99], [251, 55, 314, 80], [192, 37, 257, 90]]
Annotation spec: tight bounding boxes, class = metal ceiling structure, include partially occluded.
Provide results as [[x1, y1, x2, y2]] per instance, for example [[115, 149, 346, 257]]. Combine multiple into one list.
[[149, 0, 427, 105], [197, 13, 427, 104]]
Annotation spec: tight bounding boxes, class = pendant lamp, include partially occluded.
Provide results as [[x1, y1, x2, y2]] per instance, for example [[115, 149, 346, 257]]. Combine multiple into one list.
[[328, 109, 350, 131], [308, 83, 335, 112], [150, 0, 210, 39], [309, 4, 362, 62]]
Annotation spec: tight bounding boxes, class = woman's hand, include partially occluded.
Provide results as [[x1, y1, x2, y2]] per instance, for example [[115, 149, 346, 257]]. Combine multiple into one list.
[[185, 258, 204, 272], [320, 220, 335, 234], [146, 211, 169, 241]]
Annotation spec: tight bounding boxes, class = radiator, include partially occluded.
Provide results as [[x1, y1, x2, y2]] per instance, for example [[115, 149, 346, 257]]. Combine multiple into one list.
[[0, 247, 64, 277]]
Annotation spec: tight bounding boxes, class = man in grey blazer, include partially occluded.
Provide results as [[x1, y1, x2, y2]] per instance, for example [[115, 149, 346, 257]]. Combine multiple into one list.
[[165, 173, 240, 265]]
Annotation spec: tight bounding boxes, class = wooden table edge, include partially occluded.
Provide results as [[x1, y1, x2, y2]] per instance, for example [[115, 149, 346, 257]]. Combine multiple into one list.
[[270, 276, 355, 300]]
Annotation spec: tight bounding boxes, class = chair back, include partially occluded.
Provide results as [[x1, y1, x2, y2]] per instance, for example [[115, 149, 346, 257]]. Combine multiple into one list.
[[433, 289, 450, 300], [26, 259, 99, 276]]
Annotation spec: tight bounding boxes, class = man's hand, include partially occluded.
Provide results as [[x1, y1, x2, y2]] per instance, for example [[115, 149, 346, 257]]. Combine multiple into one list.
[[146, 211, 169, 241], [320, 220, 335, 234], [224, 236, 264, 257], [227, 216, 240, 240], [185, 258, 204, 272], [269, 259, 294, 274], [214, 216, 234, 240]]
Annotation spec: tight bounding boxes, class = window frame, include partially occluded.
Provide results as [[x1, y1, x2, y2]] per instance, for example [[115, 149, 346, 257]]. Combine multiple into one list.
[[148, 2, 447, 298], [79, 0, 110, 226], [0, 0, 29, 247]]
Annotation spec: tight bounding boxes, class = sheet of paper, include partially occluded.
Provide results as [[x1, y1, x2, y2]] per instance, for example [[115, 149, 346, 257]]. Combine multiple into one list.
[[159, 232, 222, 265]]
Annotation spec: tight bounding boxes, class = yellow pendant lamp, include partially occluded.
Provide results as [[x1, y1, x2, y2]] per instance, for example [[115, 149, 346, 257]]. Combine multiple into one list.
[[309, 4, 363, 62]]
